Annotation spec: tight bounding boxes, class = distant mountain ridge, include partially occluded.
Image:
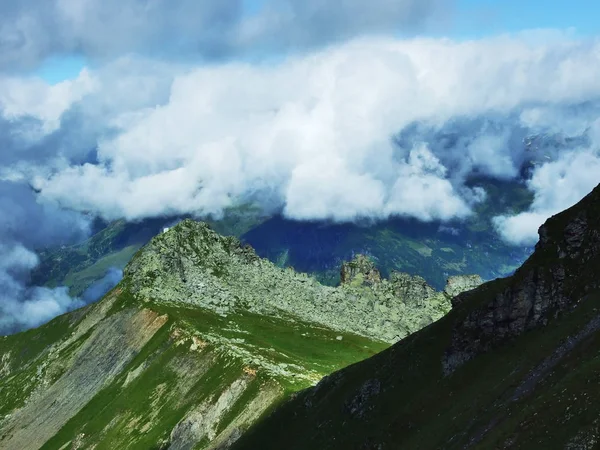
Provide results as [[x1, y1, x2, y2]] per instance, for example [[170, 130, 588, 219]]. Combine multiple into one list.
[[28, 177, 532, 318]]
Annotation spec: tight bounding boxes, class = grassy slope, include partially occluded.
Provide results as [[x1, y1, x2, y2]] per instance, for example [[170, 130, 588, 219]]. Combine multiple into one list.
[[233, 184, 600, 450], [0, 282, 386, 450], [0, 311, 87, 417], [235, 289, 600, 449]]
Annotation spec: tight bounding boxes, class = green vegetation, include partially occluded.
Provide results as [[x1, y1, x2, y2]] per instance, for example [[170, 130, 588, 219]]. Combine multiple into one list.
[[164, 306, 388, 381], [236, 292, 600, 449], [0, 312, 82, 416]]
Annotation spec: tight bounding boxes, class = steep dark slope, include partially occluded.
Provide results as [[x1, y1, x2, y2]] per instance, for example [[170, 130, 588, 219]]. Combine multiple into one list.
[[233, 183, 600, 450]]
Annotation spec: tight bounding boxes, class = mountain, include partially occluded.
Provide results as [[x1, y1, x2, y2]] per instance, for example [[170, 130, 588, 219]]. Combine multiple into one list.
[[30, 177, 531, 304], [233, 182, 600, 450], [0, 221, 480, 449], [28, 205, 269, 302], [243, 176, 534, 289]]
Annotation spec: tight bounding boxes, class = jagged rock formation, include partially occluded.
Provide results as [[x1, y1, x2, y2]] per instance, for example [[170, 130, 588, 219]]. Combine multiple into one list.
[[126, 220, 481, 343], [444, 185, 600, 374], [340, 255, 382, 285], [0, 220, 479, 450], [233, 183, 600, 450], [444, 274, 484, 298]]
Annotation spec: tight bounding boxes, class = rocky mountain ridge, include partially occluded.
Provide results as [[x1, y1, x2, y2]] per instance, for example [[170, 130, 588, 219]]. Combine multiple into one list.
[[444, 183, 600, 374], [125, 220, 482, 343]]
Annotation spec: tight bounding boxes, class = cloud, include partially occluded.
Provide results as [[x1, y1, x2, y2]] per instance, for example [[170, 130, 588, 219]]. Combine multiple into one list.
[[2, 32, 600, 332], [0, 0, 448, 71], [82, 267, 123, 304], [29, 35, 600, 225], [237, 0, 450, 51], [0, 243, 84, 334], [0, 69, 97, 131], [0, 179, 89, 335], [494, 150, 600, 245], [0, 58, 177, 334]]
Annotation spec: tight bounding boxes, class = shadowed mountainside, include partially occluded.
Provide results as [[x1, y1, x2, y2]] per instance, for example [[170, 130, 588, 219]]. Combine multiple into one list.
[[233, 183, 600, 450]]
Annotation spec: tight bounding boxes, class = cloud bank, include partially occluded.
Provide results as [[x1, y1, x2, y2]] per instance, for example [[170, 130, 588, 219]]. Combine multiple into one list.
[[2, 29, 600, 332], [26, 35, 600, 229]]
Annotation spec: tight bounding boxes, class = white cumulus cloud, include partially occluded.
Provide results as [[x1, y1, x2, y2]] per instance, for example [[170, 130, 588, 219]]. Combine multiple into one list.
[[30, 35, 600, 227]]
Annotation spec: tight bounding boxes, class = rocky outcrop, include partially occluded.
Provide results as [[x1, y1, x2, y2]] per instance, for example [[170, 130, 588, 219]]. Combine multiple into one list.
[[444, 184, 600, 374], [444, 275, 483, 298], [340, 255, 381, 285], [126, 221, 481, 343], [169, 377, 252, 450]]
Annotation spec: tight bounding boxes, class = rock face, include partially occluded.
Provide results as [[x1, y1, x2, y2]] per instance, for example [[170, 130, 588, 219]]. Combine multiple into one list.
[[443, 185, 600, 374], [126, 221, 480, 343], [444, 275, 483, 298], [340, 255, 382, 285]]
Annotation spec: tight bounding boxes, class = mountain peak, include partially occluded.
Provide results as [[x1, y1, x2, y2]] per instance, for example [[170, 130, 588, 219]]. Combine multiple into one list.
[[123, 221, 480, 343], [340, 255, 381, 285]]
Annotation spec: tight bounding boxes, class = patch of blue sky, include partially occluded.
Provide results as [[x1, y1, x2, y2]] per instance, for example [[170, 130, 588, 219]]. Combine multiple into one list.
[[34, 55, 87, 84], [455, 0, 599, 38], [243, 0, 265, 15]]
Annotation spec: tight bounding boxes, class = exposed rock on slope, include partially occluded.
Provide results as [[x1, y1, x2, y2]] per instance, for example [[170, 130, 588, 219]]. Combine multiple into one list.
[[340, 255, 382, 284], [444, 185, 600, 374], [233, 183, 600, 450], [0, 298, 167, 450], [126, 220, 480, 343], [444, 274, 484, 298]]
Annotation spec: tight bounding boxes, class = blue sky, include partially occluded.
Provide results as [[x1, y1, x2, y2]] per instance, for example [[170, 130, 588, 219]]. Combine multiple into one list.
[[34, 0, 598, 84], [456, 0, 599, 37], [35, 55, 89, 84]]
